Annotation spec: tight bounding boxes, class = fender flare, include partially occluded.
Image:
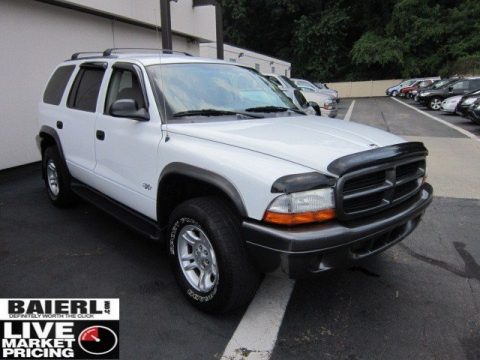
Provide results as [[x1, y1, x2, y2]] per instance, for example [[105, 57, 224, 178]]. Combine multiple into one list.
[[38, 125, 69, 173], [157, 162, 247, 218]]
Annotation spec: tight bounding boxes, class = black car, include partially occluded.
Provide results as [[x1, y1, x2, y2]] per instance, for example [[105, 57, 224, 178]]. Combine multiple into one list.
[[414, 79, 455, 102], [417, 78, 480, 110], [456, 89, 480, 117], [467, 99, 480, 125]]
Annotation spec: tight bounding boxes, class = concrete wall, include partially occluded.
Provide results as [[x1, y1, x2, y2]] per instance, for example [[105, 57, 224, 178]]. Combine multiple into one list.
[[62, 0, 217, 41], [326, 79, 403, 98], [0, 0, 211, 170], [200, 43, 291, 77]]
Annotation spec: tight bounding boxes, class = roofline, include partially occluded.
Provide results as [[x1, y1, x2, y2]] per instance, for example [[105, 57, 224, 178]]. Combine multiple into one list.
[[34, 0, 213, 43], [200, 43, 291, 66]]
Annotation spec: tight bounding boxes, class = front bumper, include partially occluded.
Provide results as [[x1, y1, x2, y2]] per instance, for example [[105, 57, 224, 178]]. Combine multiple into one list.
[[321, 107, 338, 118], [243, 183, 433, 278]]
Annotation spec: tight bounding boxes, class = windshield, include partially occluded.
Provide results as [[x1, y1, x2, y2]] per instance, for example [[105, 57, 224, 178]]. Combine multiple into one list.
[[432, 79, 452, 89], [147, 63, 296, 121], [280, 75, 300, 89]]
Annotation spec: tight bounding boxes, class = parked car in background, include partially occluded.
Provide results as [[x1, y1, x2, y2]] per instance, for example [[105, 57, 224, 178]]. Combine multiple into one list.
[[467, 99, 480, 125], [264, 74, 317, 116], [399, 79, 424, 97], [404, 79, 437, 99], [455, 89, 480, 117], [440, 95, 463, 114], [292, 78, 339, 102], [386, 79, 418, 97], [417, 77, 480, 110], [265, 74, 337, 118], [410, 79, 440, 99], [415, 79, 456, 102]]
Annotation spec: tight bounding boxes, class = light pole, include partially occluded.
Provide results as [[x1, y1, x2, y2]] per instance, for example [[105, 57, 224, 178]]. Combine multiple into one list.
[[193, 0, 224, 60]]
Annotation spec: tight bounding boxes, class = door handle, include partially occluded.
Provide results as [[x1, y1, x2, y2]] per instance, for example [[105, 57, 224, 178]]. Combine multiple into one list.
[[56, 121, 63, 129], [96, 130, 105, 141]]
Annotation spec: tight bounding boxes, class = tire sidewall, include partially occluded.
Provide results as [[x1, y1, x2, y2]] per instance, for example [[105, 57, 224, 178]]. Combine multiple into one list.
[[42, 148, 61, 201]]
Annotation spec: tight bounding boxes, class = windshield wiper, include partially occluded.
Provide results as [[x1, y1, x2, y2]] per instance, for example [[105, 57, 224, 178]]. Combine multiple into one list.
[[244, 106, 305, 115], [173, 109, 263, 118]]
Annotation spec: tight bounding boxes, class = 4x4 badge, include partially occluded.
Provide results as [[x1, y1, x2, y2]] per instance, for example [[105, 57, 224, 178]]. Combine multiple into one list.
[[142, 183, 152, 191]]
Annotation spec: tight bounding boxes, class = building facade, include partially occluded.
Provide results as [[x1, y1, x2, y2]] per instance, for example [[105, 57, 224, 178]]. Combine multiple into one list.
[[200, 43, 291, 76]]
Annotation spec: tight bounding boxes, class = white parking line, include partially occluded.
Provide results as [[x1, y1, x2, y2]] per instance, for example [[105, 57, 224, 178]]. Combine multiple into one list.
[[221, 276, 295, 360], [391, 97, 479, 140], [344, 100, 355, 121]]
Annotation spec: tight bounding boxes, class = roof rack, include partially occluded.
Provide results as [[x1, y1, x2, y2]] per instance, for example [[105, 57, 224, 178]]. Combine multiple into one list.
[[71, 52, 104, 60], [102, 48, 193, 57]]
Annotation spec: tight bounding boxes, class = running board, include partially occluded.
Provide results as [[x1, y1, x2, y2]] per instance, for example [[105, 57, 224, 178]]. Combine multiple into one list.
[[71, 181, 162, 241]]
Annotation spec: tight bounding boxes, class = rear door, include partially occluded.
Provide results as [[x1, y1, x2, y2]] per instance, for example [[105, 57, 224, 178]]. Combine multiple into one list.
[[93, 62, 163, 219], [61, 62, 107, 183]]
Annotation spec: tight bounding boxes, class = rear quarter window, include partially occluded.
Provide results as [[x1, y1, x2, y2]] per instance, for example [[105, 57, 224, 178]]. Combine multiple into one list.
[[43, 65, 76, 105], [68, 66, 106, 112]]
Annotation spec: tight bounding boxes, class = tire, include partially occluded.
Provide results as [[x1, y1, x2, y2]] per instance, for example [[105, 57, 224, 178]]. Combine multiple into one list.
[[42, 146, 77, 207], [429, 97, 442, 110], [167, 197, 260, 313], [391, 90, 398, 97]]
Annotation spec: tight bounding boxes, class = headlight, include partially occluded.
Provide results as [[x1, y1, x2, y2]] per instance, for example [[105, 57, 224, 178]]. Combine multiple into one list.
[[463, 97, 476, 105], [263, 188, 335, 225], [324, 99, 335, 110], [421, 92, 430, 96]]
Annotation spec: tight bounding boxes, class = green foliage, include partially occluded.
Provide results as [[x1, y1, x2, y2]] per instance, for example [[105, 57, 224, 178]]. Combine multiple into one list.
[[220, 0, 480, 81]]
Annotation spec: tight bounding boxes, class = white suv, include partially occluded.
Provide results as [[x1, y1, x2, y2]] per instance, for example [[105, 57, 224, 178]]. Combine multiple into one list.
[[37, 49, 433, 313]]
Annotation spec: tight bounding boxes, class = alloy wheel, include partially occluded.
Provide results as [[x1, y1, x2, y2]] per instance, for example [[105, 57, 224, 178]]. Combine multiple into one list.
[[177, 224, 218, 293]]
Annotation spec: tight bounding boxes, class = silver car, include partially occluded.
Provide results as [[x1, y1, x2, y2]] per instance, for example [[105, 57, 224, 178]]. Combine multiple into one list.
[[265, 74, 337, 118], [292, 78, 339, 101]]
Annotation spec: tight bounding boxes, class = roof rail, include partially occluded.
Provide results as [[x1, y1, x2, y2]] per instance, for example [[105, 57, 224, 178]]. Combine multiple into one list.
[[102, 48, 193, 57], [71, 52, 104, 60]]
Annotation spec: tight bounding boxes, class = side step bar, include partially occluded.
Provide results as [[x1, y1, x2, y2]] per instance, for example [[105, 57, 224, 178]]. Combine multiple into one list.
[[71, 181, 162, 241]]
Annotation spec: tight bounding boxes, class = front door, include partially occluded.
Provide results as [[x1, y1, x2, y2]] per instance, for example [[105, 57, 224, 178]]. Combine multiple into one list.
[[93, 62, 163, 219]]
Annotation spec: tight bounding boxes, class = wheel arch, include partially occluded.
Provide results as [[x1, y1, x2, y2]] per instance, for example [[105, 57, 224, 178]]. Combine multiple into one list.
[[38, 126, 69, 178], [157, 163, 247, 229]]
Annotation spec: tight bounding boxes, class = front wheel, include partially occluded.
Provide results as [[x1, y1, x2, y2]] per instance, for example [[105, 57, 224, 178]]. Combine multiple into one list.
[[391, 90, 398, 97], [167, 197, 260, 313], [429, 97, 442, 110]]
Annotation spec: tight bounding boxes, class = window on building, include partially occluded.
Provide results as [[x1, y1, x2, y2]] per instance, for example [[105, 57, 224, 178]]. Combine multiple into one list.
[[105, 67, 145, 113], [68, 64, 106, 112], [43, 65, 76, 105], [255, 63, 260, 71], [271, 66, 275, 74]]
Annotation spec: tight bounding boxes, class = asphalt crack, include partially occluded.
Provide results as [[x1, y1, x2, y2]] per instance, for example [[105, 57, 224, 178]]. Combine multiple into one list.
[[399, 242, 480, 281]]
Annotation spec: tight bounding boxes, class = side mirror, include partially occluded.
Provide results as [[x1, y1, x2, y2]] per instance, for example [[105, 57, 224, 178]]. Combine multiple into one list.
[[109, 99, 149, 121]]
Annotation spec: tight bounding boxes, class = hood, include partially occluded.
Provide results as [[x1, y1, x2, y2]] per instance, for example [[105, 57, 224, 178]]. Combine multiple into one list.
[[167, 116, 405, 175]]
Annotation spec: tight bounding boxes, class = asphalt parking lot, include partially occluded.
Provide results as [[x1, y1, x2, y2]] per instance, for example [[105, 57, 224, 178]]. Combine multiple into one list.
[[1, 97, 479, 360]]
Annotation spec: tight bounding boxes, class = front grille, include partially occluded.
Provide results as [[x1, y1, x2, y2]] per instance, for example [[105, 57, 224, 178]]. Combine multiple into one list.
[[336, 157, 426, 220]]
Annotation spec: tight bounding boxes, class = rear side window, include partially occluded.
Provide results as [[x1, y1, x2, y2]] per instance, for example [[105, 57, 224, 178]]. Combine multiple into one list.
[[43, 65, 75, 105], [469, 79, 480, 90], [68, 65, 106, 112]]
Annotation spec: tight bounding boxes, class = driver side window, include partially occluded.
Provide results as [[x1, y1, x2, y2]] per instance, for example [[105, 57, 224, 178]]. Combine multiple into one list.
[[452, 81, 468, 90], [105, 67, 145, 114]]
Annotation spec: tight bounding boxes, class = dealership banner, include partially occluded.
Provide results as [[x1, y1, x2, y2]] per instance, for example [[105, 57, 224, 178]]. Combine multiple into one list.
[[0, 299, 119, 359]]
